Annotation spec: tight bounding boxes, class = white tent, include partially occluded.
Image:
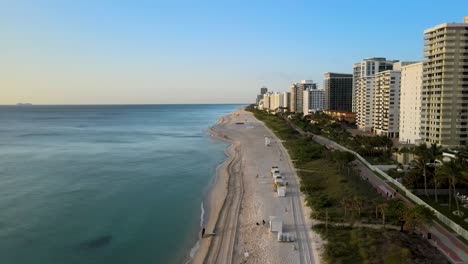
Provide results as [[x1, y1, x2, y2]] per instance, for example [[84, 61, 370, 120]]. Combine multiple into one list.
[[269, 216, 283, 233], [277, 186, 286, 197]]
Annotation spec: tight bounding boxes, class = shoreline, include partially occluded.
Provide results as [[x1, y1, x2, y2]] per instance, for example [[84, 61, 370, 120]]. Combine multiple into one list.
[[190, 108, 319, 263], [190, 113, 240, 263]]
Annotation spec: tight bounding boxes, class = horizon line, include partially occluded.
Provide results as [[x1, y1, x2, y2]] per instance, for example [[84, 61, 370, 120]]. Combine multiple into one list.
[[0, 103, 250, 106]]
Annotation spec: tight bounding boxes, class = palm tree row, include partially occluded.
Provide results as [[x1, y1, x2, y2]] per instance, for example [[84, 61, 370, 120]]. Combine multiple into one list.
[[410, 143, 468, 213]]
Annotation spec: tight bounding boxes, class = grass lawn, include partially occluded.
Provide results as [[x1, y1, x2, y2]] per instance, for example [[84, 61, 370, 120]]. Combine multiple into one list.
[[363, 155, 397, 165], [313, 224, 449, 264], [251, 109, 389, 222], [249, 108, 451, 263], [419, 195, 468, 230], [298, 159, 385, 221]]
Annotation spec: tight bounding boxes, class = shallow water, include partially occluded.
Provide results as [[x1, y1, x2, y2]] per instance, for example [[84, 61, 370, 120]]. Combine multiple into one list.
[[0, 104, 240, 264]]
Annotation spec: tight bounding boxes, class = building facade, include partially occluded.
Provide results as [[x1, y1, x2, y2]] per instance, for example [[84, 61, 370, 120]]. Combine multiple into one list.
[[290, 80, 317, 113], [282, 92, 291, 111], [353, 58, 397, 130], [421, 17, 468, 146], [373, 70, 401, 138], [400, 62, 423, 144], [323, 72, 353, 111], [256, 86, 268, 105], [303, 88, 324, 114], [269, 92, 284, 111], [263, 92, 271, 110]]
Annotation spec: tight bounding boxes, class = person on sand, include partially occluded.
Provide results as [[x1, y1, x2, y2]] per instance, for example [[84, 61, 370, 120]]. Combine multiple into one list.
[[201, 228, 205, 238], [262, 220, 265, 225]]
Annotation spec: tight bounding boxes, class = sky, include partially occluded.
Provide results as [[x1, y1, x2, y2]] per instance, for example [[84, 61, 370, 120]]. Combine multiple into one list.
[[1, 0, 467, 104]]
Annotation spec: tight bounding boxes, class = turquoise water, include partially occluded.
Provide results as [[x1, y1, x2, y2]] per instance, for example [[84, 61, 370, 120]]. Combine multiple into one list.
[[0, 104, 240, 264]]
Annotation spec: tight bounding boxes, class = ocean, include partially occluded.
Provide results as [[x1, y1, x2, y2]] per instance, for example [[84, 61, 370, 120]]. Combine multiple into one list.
[[0, 104, 241, 264]]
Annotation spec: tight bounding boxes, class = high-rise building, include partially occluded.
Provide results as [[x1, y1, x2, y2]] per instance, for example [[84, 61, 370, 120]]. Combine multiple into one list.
[[256, 86, 268, 105], [421, 17, 468, 146], [263, 92, 271, 110], [323, 72, 353, 111], [373, 62, 418, 138], [290, 80, 317, 113], [373, 70, 401, 138], [303, 88, 324, 114], [400, 62, 423, 144], [282, 92, 291, 111], [269, 92, 284, 111], [353, 58, 398, 130]]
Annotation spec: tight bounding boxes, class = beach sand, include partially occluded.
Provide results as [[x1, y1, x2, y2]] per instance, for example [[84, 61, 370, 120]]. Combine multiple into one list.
[[192, 109, 322, 264]]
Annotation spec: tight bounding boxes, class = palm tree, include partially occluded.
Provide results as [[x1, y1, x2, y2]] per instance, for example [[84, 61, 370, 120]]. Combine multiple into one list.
[[414, 144, 430, 196], [433, 165, 446, 203], [402, 205, 435, 233], [438, 158, 468, 213], [353, 196, 364, 218], [377, 203, 388, 227], [341, 198, 350, 218], [413, 143, 441, 197]]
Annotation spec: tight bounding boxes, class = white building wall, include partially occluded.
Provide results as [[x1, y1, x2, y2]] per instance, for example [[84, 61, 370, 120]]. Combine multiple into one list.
[[303, 90, 310, 114], [373, 70, 401, 138], [269, 92, 284, 111], [399, 62, 423, 144], [303, 89, 324, 114], [263, 93, 271, 110], [353, 58, 396, 131], [282, 92, 290, 110]]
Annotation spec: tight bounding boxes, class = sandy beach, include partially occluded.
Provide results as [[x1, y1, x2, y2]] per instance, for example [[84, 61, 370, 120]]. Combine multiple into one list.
[[192, 109, 321, 264]]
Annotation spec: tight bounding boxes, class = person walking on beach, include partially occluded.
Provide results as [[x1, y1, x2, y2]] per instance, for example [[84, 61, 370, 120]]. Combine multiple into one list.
[[201, 228, 205, 238]]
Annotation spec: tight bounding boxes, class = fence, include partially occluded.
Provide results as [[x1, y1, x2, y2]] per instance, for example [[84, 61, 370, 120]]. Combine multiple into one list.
[[313, 135, 468, 241]]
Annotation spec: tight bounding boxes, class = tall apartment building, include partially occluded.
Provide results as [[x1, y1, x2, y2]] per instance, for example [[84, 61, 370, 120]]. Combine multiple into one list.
[[323, 72, 353, 111], [256, 86, 268, 105], [270, 92, 285, 111], [421, 17, 468, 146], [290, 80, 317, 113], [303, 88, 324, 114], [282, 92, 291, 110], [373, 62, 419, 138], [400, 62, 423, 144], [263, 92, 271, 110], [353, 58, 397, 130], [373, 70, 401, 138]]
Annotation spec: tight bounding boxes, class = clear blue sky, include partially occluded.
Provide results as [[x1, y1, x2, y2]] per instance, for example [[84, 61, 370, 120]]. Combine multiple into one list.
[[1, 0, 467, 104]]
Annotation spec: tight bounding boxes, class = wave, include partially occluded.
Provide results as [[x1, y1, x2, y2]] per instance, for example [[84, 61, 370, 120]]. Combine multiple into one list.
[[186, 202, 205, 264], [18, 133, 64, 137]]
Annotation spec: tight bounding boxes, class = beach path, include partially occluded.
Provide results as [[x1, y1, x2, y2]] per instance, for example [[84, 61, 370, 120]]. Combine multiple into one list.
[[197, 109, 319, 264]]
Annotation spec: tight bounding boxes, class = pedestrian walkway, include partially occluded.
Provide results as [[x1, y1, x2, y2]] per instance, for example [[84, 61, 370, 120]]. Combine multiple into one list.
[[355, 159, 468, 263], [283, 116, 468, 263]]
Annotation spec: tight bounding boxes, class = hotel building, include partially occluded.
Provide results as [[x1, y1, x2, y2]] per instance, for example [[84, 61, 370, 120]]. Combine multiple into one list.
[[421, 17, 468, 146], [400, 62, 423, 144], [323, 72, 353, 111], [303, 88, 324, 114], [290, 80, 317, 113], [353, 58, 397, 130]]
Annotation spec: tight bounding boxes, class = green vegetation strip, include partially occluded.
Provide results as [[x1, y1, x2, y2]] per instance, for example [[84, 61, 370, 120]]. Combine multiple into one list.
[[247, 106, 441, 263]]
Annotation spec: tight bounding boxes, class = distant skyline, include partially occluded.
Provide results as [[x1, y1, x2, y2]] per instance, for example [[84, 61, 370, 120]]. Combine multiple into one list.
[[1, 1, 467, 104]]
